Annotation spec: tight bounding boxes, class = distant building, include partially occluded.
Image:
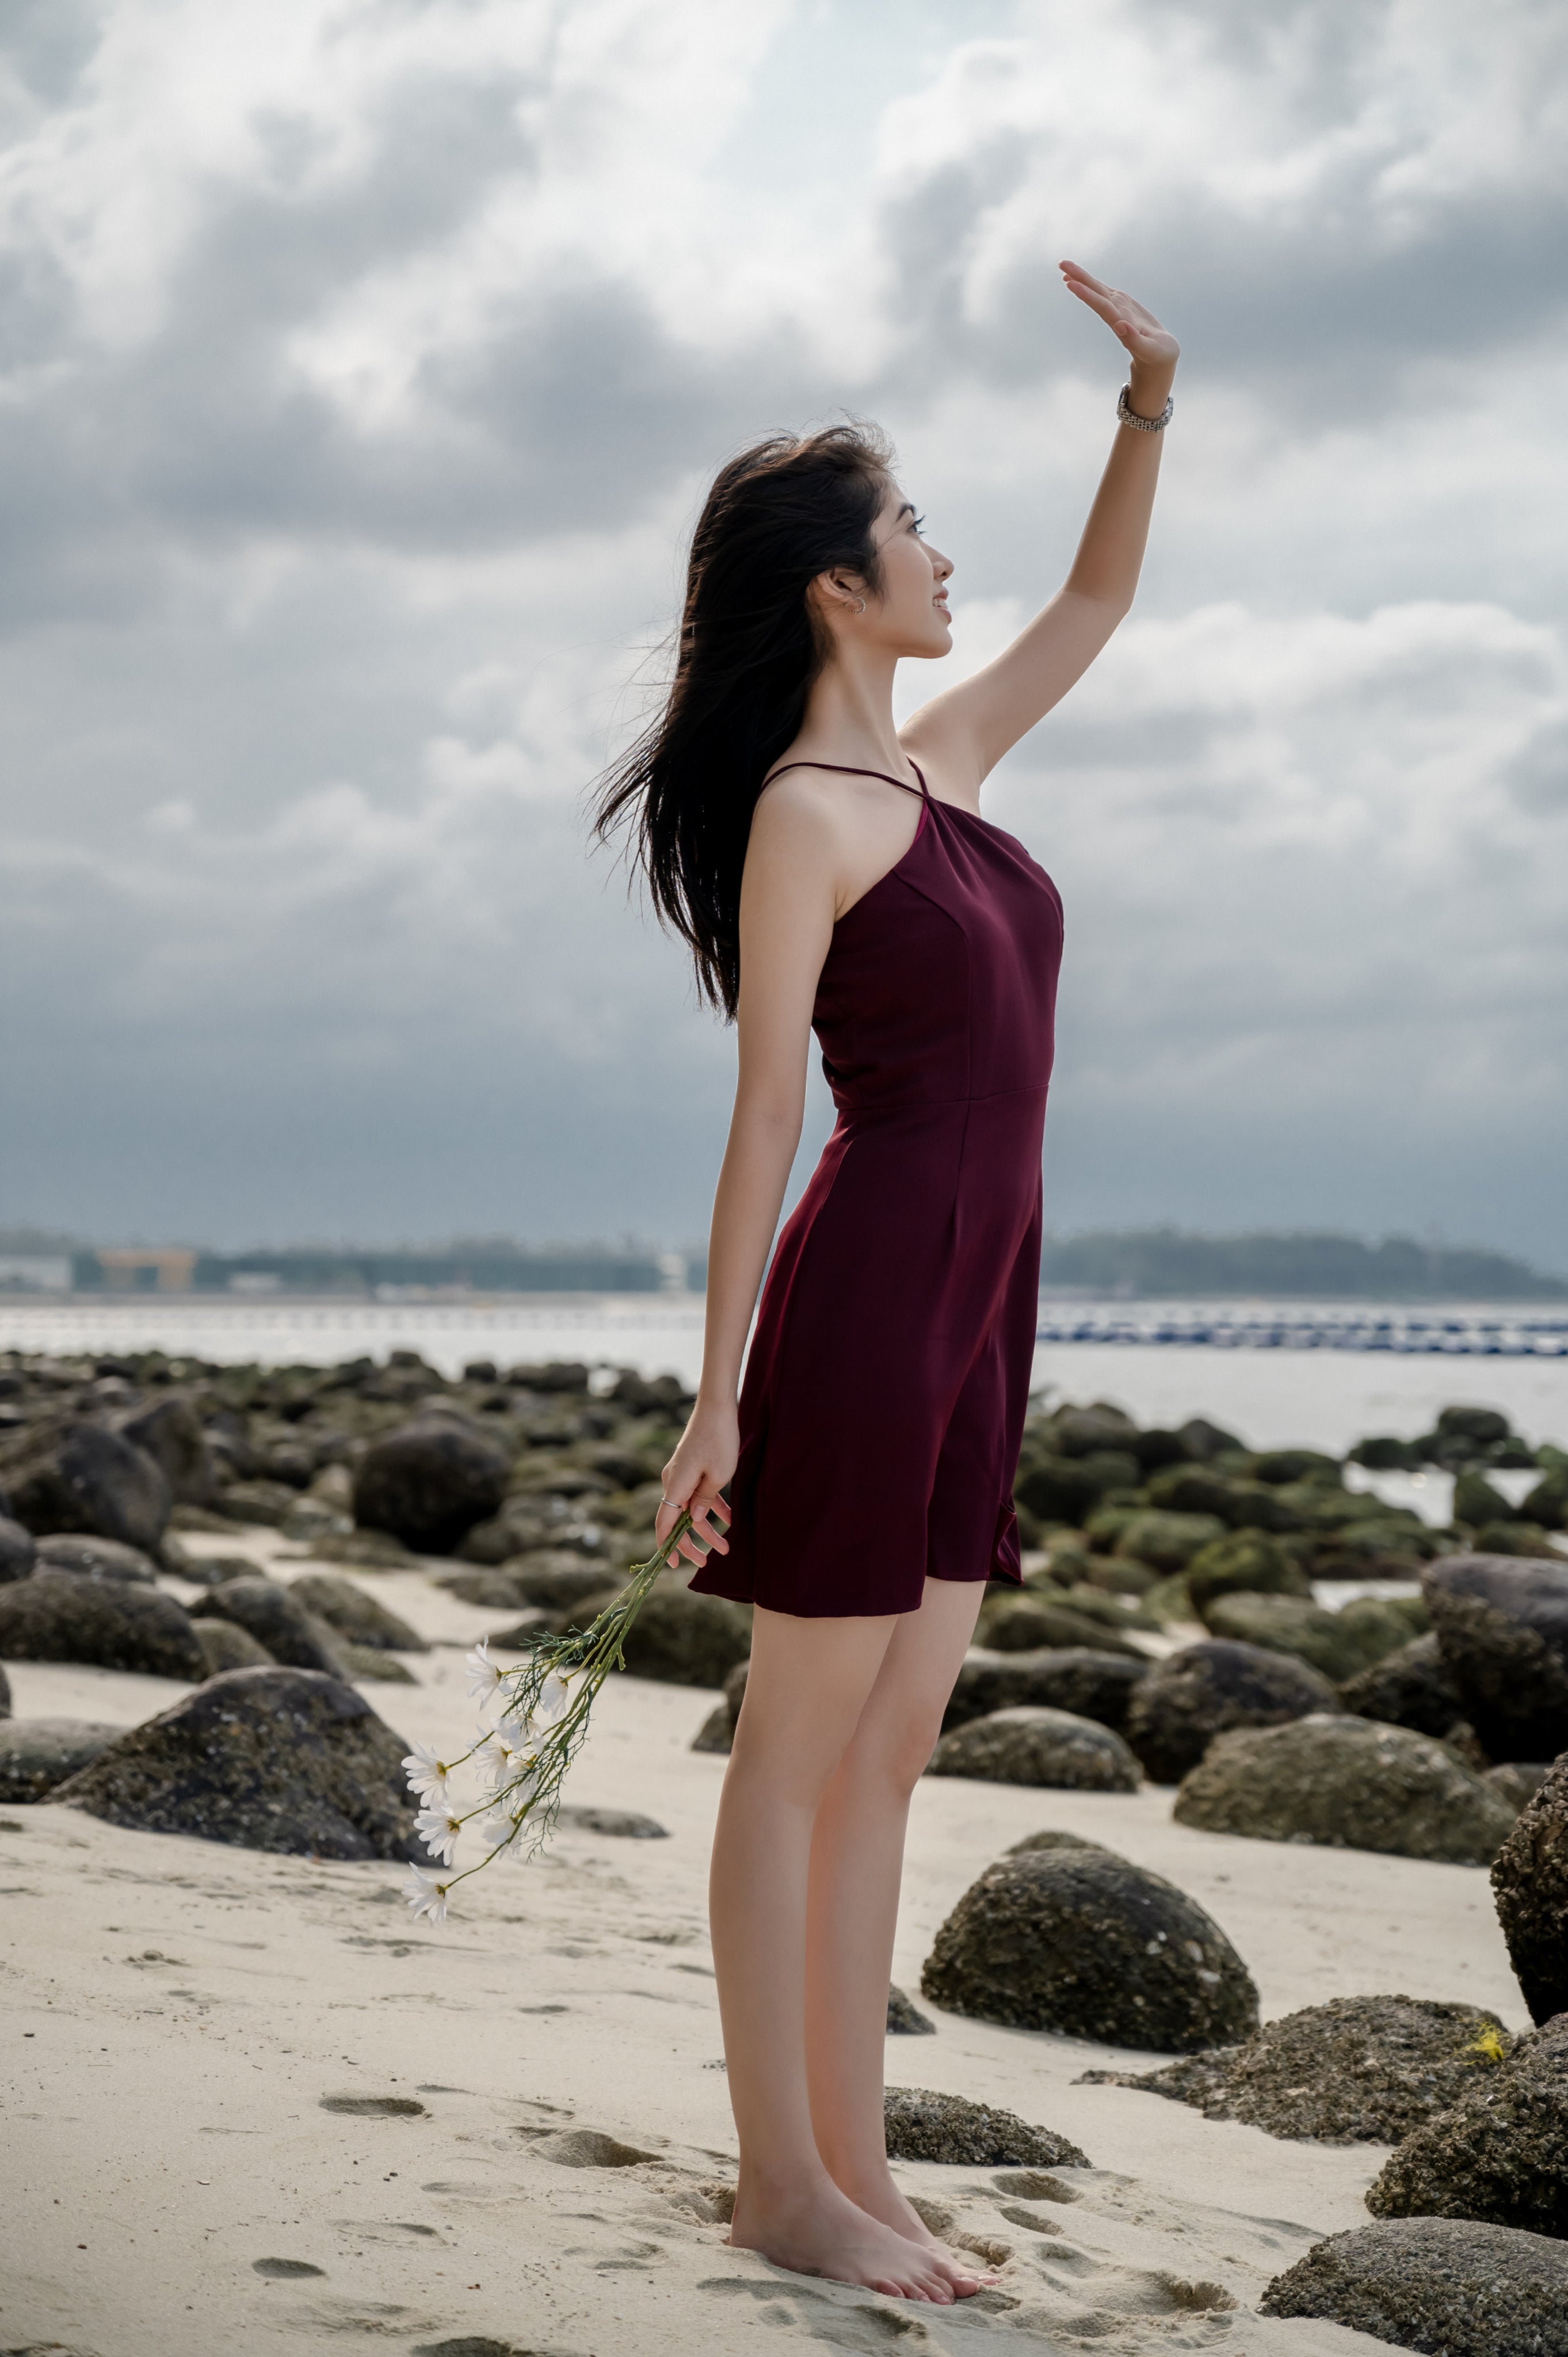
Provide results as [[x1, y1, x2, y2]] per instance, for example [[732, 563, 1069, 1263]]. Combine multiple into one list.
[[96, 1248, 197, 1292], [0, 1253, 73, 1292]]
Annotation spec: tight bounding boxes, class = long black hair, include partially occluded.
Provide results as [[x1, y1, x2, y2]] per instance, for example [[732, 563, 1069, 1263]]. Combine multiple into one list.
[[593, 421, 894, 1019]]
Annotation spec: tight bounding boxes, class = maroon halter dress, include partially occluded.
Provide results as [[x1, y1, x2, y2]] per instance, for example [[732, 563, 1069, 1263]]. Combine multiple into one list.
[[688, 758, 1064, 1619]]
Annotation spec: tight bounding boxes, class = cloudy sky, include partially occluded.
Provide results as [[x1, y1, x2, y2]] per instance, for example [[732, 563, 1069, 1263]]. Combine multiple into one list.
[[1, 0, 1565, 1264]]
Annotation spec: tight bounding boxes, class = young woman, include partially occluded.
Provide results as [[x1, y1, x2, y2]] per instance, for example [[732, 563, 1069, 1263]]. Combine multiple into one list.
[[596, 261, 1177, 2303]]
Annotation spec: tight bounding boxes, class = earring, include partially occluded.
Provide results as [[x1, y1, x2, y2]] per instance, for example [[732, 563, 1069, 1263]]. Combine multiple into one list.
[[852, 597, 865, 615]]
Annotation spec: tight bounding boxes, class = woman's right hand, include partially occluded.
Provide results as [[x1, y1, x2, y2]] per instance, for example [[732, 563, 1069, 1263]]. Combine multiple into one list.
[[657, 1401, 738, 1569]]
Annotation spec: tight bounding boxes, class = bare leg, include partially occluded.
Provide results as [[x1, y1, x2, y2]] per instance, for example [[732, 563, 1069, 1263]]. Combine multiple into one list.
[[805, 1576, 990, 2266], [711, 1605, 962, 2302]]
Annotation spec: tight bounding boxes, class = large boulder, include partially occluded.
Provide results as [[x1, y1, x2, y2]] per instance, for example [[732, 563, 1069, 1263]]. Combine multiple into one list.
[[0, 1717, 125, 1803], [1491, 1755, 1568, 2026], [926, 1706, 1139, 1791], [0, 1571, 205, 1680], [35, 1533, 157, 1584], [1174, 1715, 1517, 1863], [883, 2088, 1087, 2168], [1077, 1995, 1513, 2143], [1203, 1591, 1417, 1681], [116, 1395, 219, 1507], [288, 1572, 427, 1652], [353, 1415, 510, 1554], [1340, 1632, 1465, 1740], [1260, 2217, 1568, 2355], [49, 1666, 424, 1860], [0, 1516, 37, 1583], [942, 1646, 1148, 1737], [920, 1844, 1258, 2053], [200, 1576, 348, 1677], [1125, 1639, 1338, 1784], [1184, 1530, 1311, 1615], [975, 1593, 1142, 1657], [0, 1417, 169, 1549], [1367, 2012, 1567, 2237], [1425, 1555, 1568, 1764]]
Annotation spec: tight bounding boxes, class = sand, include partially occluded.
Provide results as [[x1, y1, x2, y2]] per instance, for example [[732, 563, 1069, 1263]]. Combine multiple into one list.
[[0, 1550, 1529, 2357]]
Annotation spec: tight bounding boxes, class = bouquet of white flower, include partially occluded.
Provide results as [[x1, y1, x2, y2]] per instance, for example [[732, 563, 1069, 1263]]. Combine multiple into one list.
[[400, 1510, 694, 1921]]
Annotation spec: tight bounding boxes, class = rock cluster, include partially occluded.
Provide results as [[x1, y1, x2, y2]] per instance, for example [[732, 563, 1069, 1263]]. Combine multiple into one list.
[[1077, 1994, 1514, 2144], [0, 1345, 690, 1580]]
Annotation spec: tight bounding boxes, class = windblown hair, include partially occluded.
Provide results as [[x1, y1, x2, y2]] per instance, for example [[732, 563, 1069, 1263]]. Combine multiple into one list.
[[593, 421, 894, 1019]]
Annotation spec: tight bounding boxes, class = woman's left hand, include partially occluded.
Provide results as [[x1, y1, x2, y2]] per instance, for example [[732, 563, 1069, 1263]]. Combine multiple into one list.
[[1059, 260, 1180, 377]]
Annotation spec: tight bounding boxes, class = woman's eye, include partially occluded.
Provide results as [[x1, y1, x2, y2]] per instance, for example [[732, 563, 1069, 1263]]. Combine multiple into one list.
[[910, 514, 926, 535]]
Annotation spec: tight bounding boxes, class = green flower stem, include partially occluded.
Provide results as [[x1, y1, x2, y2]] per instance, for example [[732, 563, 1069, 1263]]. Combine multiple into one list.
[[440, 1509, 697, 1894]]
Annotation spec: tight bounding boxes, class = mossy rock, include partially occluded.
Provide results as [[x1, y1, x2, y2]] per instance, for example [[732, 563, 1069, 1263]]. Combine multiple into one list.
[[941, 1646, 1149, 1738], [926, 1706, 1139, 1791], [1339, 1633, 1463, 1740], [1174, 1714, 1517, 1863], [1126, 1639, 1336, 1784], [1204, 1592, 1421, 1682], [921, 1845, 1258, 2053], [1078, 1993, 1513, 2144], [1113, 1509, 1226, 1574], [1260, 2217, 1568, 2355], [1367, 2012, 1567, 2236], [1185, 1530, 1311, 1616], [975, 1593, 1142, 1658]]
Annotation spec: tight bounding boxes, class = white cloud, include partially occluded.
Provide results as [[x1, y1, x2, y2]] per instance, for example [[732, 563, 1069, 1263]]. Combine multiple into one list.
[[0, 0, 1563, 1260]]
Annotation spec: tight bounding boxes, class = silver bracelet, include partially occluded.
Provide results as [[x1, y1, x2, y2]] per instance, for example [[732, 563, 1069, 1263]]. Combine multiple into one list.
[[1117, 383, 1173, 433]]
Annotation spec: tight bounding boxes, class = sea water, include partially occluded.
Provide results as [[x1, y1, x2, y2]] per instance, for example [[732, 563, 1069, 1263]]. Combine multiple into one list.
[[2, 1293, 1563, 1460]]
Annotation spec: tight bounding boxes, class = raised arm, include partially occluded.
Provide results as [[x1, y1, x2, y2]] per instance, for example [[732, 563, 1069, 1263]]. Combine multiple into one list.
[[905, 261, 1179, 792]]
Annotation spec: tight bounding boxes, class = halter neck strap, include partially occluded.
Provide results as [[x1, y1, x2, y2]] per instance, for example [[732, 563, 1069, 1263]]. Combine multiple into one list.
[[761, 757, 929, 803]]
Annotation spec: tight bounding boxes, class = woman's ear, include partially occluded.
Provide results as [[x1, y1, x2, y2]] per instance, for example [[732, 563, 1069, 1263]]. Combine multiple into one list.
[[814, 567, 867, 619]]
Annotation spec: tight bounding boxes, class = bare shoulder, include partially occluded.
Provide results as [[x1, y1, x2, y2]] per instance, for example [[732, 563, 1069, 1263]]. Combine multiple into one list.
[[748, 764, 857, 864]]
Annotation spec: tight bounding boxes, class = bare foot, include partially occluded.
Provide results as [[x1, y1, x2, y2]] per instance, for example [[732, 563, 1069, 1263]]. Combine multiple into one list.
[[728, 2176, 959, 2302], [832, 2168, 994, 2294]]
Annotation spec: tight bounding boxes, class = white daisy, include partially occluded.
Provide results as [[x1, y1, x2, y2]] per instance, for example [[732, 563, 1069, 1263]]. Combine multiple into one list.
[[476, 1806, 522, 1854], [400, 1742, 452, 1806], [403, 1864, 450, 1924], [415, 1804, 464, 1866], [465, 1637, 502, 1703], [536, 1672, 573, 1725]]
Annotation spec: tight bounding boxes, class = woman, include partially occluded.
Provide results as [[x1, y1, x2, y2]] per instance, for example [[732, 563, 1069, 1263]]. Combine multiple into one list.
[[596, 261, 1177, 2303]]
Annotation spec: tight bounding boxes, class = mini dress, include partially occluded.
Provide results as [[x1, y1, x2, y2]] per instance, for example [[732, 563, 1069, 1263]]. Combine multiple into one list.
[[688, 758, 1064, 1618]]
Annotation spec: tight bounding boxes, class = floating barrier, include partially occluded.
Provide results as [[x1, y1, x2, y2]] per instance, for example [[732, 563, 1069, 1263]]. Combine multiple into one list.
[[1034, 1307, 1568, 1356]]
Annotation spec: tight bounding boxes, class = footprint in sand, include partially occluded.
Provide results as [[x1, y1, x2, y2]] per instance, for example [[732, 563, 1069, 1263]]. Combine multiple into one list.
[[319, 2093, 426, 2117], [252, 2256, 326, 2278]]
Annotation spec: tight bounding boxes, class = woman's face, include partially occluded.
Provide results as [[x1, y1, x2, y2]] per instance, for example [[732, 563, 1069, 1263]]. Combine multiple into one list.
[[859, 480, 953, 658]]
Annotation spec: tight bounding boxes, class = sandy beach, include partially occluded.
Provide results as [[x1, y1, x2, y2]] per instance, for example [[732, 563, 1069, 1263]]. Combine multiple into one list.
[[1, 1534, 1527, 2357]]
